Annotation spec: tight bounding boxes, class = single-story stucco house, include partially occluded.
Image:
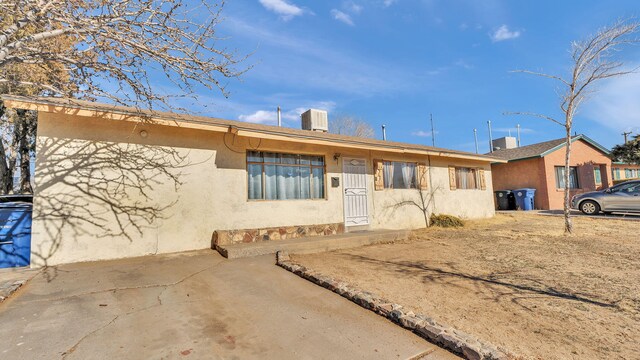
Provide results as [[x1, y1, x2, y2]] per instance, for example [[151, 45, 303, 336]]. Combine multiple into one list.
[[490, 134, 613, 210], [3, 95, 502, 266]]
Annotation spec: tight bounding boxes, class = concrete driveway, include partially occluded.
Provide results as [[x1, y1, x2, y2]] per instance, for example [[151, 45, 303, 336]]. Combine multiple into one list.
[[0, 250, 457, 359]]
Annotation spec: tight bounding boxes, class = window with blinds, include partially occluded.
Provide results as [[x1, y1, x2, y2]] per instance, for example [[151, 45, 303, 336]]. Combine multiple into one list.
[[382, 161, 417, 189], [555, 166, 579, 189], [454, 167, 479, 189], [247, 151, 325, 200]]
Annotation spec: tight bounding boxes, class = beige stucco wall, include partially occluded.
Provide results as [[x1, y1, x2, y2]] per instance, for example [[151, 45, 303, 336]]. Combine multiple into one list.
[[368, 153, 495, 229], [32, 112, 495, 266]]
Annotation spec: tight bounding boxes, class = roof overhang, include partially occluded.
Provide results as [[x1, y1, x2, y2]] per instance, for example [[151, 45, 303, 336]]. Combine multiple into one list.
[[538, 135, 611, 157], [490, 135, 611, 164], [2, 95, 506, 163], [490, 155, 541, 165]]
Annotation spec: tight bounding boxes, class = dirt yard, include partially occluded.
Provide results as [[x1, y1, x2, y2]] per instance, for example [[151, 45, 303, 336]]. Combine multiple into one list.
[[293, 213, 640, 360]]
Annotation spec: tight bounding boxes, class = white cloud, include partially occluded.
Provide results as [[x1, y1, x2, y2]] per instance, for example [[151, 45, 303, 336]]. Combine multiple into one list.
[[239, 110, 278, 124], [411, 130, 435, 137], [454, 59, 474, 70], [490, 25, 521, 42], [583, 71, 640, 133], [259, 0, 304, 20], [383, 0, 397, 7], [424, 60, 472, 76], [331, 9, 355, 26], [221, 17, 417, 95], [425, 69, 444, 76], [344, 1, 363, 14], [239, 101, 337, 125]]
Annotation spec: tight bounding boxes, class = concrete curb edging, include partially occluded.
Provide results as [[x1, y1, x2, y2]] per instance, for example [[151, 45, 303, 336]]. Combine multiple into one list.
[[0, 280, 27, 303], [276, 251, 511, 360]]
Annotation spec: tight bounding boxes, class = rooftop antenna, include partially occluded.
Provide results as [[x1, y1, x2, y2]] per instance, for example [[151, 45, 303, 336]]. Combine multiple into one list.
[[277, 106, 282, 127], [623, 131, 632, 143], [382, 124, 387, 141], [473, 128, 479, 154], [430, 113, 436, 147], [516, 124, 521, 147], [487, 120, 493, 153]]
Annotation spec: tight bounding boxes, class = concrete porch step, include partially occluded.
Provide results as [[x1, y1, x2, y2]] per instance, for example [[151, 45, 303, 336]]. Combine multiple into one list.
[[216, 229, 411, 259]]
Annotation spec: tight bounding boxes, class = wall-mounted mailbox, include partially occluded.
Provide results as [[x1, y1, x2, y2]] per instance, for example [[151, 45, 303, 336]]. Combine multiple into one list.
[[331, 177, 340, 187]]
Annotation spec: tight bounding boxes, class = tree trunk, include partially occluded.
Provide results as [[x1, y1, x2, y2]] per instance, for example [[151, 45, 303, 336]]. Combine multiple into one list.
[[0, 138, 11, 194], [563, 125, 573, 234], [422, 205, 430, 228], [0, 102, 13, 195], [16, 110, 33, 194]]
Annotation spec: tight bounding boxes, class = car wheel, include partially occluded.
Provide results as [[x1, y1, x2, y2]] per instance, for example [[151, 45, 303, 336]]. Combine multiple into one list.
[[580, 200, 600, 215]]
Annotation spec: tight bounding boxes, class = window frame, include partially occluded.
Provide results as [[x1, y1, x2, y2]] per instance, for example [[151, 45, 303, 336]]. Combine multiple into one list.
[[382, 161, 419, 190], [613, 168, 621, 180], [454, 167, 480, 190], [594, 167, 602, 185], [555, 166, 580, 189], [246, 151, 327, 201]]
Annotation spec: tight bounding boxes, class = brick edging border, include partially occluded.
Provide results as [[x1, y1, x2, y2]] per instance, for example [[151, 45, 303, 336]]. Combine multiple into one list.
[[276, 251, 511, 360]]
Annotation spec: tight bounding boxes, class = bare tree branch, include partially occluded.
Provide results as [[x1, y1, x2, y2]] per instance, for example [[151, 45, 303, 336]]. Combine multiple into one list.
[[0, 0, 250, 111], [510, 70, 570, 86], [507, 18, 640, 234], [502, 111, 564, 127], [329, 115, 375, 138]]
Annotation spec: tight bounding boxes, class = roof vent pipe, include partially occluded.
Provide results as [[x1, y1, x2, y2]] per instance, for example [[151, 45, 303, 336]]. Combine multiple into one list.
[[382, 125, 387, 141], [487, 120, 493, 153], [277, 106, 282, 127], [430, 113, 435, 147], [473, 128, 479, 154]]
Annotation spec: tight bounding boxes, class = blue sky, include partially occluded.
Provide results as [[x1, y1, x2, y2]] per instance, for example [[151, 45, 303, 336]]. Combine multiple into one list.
[[173, 0, 640, 153]]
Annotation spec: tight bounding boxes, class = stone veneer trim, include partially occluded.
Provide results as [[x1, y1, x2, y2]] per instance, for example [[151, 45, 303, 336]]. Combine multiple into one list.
[[212, 223, 345, 246]]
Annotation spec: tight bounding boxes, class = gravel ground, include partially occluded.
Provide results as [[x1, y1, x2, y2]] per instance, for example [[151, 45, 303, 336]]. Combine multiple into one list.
[[294, 213, 640, 360]]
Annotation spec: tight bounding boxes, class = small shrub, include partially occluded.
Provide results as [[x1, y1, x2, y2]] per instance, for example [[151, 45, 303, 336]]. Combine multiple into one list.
[[430, 214, 464, 228]]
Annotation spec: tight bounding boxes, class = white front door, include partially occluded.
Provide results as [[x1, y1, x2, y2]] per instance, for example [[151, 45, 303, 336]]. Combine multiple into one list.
[[343, 158, 369, 226]]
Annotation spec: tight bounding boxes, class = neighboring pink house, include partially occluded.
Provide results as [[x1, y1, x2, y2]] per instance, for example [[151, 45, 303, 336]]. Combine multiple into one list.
[[611, 162, 640, 183], [489, 135, 612, 210]]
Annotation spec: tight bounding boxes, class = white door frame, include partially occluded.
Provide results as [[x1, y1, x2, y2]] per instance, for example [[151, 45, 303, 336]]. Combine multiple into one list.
[[342, 157, 369, 227]]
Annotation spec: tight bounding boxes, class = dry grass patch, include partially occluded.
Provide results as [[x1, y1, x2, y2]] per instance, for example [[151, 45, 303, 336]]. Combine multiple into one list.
[[293, 213, 640, 360]]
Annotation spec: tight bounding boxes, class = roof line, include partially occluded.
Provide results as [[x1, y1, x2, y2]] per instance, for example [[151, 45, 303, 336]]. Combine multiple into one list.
[[1, 95, 505, 163], [491, 154, 542, 164], [538, 134, 611, 158]]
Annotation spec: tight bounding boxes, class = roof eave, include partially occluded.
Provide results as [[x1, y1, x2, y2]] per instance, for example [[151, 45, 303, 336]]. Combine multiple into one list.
[[538, 135, 611, 157], [491, 154, 543, 164], [2, 95, 504, 163]]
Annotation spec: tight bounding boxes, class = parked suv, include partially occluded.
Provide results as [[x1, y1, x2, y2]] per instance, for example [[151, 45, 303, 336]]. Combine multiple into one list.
[[571, 180, 640, 215]]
